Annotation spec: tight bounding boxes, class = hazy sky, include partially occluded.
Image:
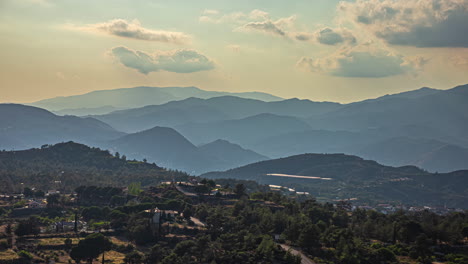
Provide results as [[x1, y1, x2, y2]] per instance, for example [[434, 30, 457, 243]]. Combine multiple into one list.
[[1, 0, 467, 103]]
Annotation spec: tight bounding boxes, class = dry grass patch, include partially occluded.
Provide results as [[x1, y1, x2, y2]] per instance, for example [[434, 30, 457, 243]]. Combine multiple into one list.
[[37, 237, 80, 246], [0, 250, 20, 261], [105, 250, 125, 264], [109, 236, 131, 246]]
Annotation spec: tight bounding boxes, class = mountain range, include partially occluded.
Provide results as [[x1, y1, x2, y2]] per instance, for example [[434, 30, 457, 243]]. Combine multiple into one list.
[[91, 96, 340, 133], [31, 86, 283, 115], [2, 84, 468, 173]]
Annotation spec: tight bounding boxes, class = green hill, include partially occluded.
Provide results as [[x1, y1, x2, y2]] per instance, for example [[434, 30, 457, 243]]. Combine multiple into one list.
[[0, 142, 188, 193], [202, 153, 468, 208]]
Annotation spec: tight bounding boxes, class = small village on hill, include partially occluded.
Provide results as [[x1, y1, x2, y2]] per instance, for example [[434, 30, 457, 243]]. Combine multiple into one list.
[[1, 176, 467, 264]]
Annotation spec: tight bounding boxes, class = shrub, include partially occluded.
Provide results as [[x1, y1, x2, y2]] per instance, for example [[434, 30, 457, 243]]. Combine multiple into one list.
[[17, 250, 33, 262]]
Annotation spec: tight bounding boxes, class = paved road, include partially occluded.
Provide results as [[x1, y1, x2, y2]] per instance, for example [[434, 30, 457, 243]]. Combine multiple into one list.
[[280, 244, 316, 264]]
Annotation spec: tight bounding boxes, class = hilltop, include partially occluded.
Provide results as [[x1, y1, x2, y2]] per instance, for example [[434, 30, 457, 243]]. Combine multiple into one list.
[[105, 126, 267, 174], [0, 142, 188, 193]]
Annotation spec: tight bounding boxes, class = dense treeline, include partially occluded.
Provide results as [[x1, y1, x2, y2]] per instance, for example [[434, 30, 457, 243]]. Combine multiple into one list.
[[66, 185, 468, 264], [187, 196, 467, 263], [0, 142, 189, 193]]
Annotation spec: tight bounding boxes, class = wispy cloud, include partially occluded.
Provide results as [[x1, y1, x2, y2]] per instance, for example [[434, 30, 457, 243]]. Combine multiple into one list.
[[201, 9, 357, 46], [202, 9, 220, 15], [199, 9, 270, 24], [66, 19, 191, 44], [110, 46, 215, 74], [238, 20, 286, 37]]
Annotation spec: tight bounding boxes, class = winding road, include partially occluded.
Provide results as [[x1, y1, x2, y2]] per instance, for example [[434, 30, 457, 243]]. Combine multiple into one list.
[[279, 244, 316, 264]]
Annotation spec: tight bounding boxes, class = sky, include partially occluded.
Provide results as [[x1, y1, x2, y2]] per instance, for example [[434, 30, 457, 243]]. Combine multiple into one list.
[[0, 0, 467, 103]]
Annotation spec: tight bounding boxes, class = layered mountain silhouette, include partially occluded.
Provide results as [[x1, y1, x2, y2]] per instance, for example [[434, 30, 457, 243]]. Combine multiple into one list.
[[31, 86, 283, 115], [92, 96, 341, 133], [104, 126, 267, 174], [53, 105, 122, 116], [307, 84, 468, 147], [3, 84, 468, 173], [175, 113, 313, 145], [0, 104, 124, 150], [356, 137, 468, 173], [202, 153, 468, 208], [198, 139, 269, 168]]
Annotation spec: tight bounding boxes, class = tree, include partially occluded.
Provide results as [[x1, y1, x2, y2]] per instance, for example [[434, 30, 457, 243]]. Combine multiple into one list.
[[234, 184, 246, 197], [47, 193, 61, 208], [256, 236, 276, 261], [182, 206, 193, 221], [15, 217, 40, 237], [146, 244, 167, 264], [124, 251, 143, 264], [81, 206, 110, 222], [374, 247, 396, 263], [5, 224, 12, 236], [206, 180, 216, 188], [127, 218, 154, 245], [399, 221, 423, 243], [70, 233, 112, 264], [23, 187, 34, 197], [64, 238, 73, 249], [298, 224, 321, 253], [194, 184, 211, 194], [35, 190, 45, 197], [284, 250, 302, 264], [462, 225, 468, 238], [128, 182, 142, 196]]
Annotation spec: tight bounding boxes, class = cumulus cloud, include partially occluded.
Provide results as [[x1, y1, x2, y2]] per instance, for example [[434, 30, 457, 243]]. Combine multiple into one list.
[[68, 19, 191, 44], [294, 28, 356, 45], [249, 9, 270, 20], [297, 46, 426, 78], [338, 0, 468, 47], [316, 28, 356, 45], [111, 46, 215, 74]]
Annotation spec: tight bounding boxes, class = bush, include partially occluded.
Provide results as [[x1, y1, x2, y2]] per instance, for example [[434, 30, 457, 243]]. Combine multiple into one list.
[[17, 250, 33, 262], [446, 254, 468, 264], [375, 247, 396, 262], [0, 239, 9, 250]]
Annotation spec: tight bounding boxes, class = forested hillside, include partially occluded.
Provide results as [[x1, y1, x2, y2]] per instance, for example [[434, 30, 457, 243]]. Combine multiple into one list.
[[202, 153, 468, 208], [0, 142, 188, 193]]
